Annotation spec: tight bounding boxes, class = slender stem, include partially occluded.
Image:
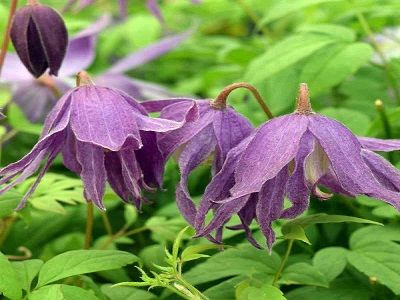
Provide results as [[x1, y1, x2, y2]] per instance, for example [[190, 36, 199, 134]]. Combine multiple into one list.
[[165, 284, 194, 300], [101, 212, 113, 236], [176, 274, 209, 300], [5, 246, 32, 260], [236, 0, 270, 36], [272, 239, 294, 286], [0, 0, 18, 77], [212, 82, 273, 119], [353, 7, 400, 105], [84, 202, 94, 249]]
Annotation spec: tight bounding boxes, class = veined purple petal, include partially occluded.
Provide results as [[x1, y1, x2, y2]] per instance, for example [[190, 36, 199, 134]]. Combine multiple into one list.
[[104, 152, 130, 202], [212, 107, 252, 171], [358, 136, 400, 152], [59, 15, 112, 77], [282, 131, 313, 219], [362, 149, 400, 192], [141, 98, 195, 113], [42, 88, 72, 135], [176, 125, 216, 225], [75, 141, 106, 210], [105, 30, 192, 74], [62, 126, 81, 174], [256, 167, 289, 250], [309, 115, 400, 210], [119, 148, 143, 208], [70, 86, 142, 151], [232, 114, 309, 196]]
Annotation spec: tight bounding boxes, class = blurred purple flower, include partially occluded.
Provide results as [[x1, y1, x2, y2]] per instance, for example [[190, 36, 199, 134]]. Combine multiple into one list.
[[10, 2, 68, 78], [64, 0, 127, 18], [142, 97, 253, 241], [0, 73, 197, 210], [2, 16, 191, 123], [195, 84, 400, 249]]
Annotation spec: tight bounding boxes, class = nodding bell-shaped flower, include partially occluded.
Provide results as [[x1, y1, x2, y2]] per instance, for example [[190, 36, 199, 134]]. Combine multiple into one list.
[[10, 0, 68, 78], [0, 72, 197, 210], [195, 83, 400, 249], [142, 84, 262, 242]]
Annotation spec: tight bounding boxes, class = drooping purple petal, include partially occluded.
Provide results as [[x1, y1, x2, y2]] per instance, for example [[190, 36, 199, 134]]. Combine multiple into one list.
[[256, 167, 289, 249], [70, 86, 142, 151], [358, 136, 400, 152], [75, 141, 106, 209], [119, 148, 143, 208], [232, 114, 309, 196], [104, 151, 130, 202], [281, 131, 313, 218], [362, 149, 400, 192], [105, 30, 192, 74], [176, 125, 216, 225], [309, 115, 400, 210], [62, 126, 81, 174]]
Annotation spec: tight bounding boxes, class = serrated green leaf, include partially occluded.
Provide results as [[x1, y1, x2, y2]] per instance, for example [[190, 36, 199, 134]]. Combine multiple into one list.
[[29, 284, 99, 300], [349, 225, 400, 249], [260, 0, 345, 24], [37, 250, 137, 287], [172, 227, 189, 260], [280, 262, 329, 287], [0, 252, 22, 300], [12, 259, 43, 292], [245, 35, 335, 85], [313, 247, 348, 282]]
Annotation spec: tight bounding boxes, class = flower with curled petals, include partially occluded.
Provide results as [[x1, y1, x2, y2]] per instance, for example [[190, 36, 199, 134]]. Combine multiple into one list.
[[195, 83, 400, 249], [142, 87, 255, 241], [0, 72, 197, 210]]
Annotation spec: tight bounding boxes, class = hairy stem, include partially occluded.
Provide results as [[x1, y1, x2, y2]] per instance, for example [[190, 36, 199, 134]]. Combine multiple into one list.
[[212, 82, 273, 119], [0, 0, 18, 77], [272, 239, 294, 286], [84, 202, 94, 249], [101, 212, 113, 236]]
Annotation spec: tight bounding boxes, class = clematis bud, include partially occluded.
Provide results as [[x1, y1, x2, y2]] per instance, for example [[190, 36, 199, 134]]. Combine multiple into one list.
[[10, 0, 68, 78]]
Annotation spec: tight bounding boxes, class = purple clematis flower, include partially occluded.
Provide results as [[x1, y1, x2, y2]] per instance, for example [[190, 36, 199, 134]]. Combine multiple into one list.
[[0, 72, 197, 210], [195, 83, 400, 249], [2, 16, 190, 123], [142, 94, 253, 240]]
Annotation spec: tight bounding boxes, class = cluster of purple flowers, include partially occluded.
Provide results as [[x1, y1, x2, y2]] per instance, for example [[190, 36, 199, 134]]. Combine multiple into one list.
[[1, 0, 400, 250]]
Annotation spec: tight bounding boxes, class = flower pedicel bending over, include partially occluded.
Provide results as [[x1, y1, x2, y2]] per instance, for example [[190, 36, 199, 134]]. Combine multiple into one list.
[[195, 83, 400, 249], [0, 72, 197, 210]]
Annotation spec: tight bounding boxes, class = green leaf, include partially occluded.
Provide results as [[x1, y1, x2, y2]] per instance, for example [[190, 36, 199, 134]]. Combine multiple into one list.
[[260, 0, 345, 24], [347, 241, 400, 295], [300, 43, 373, 95], [101, 284, 157, 300], [145, 216, 187, 242], [184, 244, 280, 285], [296, 25, 355, 42], [12, 259, 43, 292], [313, 247, 348, 282], [318, 108, 371, 135], [0, 191, 21, 218], [245, 35, 335, 85], [349, 225, 400, 249], [124, 205, 138, 227], [280, 262, 329, 287], [236, 281, 286, 300], [181, 244, 222, 262], [37, 250, 137, 287], [285, 278, 371, 300], [0, 252, 22, 300], [281, 224, 311, 244], [7, 104, 42, 135], [172, 227, 189, 260], [29, 284, 99, 300]]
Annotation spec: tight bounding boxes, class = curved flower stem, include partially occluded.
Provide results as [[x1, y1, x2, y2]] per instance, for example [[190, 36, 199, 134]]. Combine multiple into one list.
[[5, 246, 32, 260], [0, 0, 18, 77], [84, 202, 94, 249], [353, 6, 400, 105], [213, 82, 274, 119], [272, 239, 294, 286]]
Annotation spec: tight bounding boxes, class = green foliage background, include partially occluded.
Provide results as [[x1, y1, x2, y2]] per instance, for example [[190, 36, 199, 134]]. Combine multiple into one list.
[[1, 0, 400, 299]]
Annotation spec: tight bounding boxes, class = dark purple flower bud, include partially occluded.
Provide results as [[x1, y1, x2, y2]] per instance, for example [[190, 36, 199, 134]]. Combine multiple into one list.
[[142, 93, 253, 242], [10, 1, 68, 78], [0, 72, 196, 210], [195, 83, 400, 250]]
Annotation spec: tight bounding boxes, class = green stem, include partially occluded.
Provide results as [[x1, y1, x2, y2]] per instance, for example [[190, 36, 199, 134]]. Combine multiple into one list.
[[176, 274, 209, 300], [0, 0, 18, 77], [272, 239, 294, 286], [165, 284, 194, 300], [84, 202, 94, 249], [353, 7, 400, 105], [101, 212, 113, 236]]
